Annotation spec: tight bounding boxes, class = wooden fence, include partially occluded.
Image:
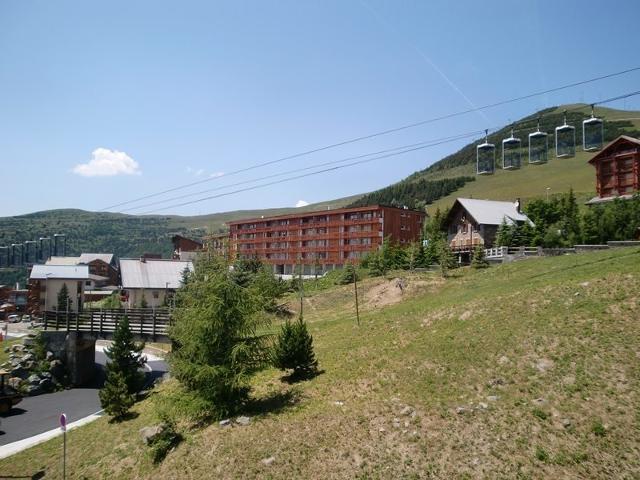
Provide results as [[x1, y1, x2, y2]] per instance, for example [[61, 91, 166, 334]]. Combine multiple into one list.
[[43, 308, 172, 341]]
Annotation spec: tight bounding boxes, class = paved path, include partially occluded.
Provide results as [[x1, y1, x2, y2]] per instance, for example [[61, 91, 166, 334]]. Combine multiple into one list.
[[0, 348, 167, 450]]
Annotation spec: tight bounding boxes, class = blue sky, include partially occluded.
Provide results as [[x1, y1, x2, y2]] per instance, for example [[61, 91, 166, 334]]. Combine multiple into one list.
[[2, 0, 640, 217]]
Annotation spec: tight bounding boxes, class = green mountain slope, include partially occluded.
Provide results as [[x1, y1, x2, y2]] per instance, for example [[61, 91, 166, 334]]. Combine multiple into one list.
[[352, 104, 640, 213]]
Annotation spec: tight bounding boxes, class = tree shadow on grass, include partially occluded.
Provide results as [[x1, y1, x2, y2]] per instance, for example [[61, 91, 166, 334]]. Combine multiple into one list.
[[280, 368, 325, 385], [242, 388, 302, 417], [107, 410, 140, 424]]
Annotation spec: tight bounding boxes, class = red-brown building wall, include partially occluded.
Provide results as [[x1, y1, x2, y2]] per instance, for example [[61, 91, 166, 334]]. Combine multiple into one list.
[[227, 205, 425, 274], [590, 137, 640, 198]]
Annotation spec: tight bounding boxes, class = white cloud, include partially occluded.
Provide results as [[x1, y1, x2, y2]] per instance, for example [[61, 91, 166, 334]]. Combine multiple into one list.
[[186, 167, 223, 178], [73, 148, 141, 177], [295, 200, 309, 208]]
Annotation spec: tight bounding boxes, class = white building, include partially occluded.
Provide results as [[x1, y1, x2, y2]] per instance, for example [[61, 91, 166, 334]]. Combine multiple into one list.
[[30, 264, 91, 312], [119, 258, 193, 308]]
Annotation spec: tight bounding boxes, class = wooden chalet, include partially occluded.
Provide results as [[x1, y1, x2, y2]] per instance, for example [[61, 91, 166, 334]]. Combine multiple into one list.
[[171, 235, 203, 261], [587, 135, 640, 204], [445, 198, 533, 253]]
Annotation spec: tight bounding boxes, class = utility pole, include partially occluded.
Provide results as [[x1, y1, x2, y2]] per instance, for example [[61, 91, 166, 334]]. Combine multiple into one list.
[[353, 266, 360, 327], [298, 257, 304, 319]]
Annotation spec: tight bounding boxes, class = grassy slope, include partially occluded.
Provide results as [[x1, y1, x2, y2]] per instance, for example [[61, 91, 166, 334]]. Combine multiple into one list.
[[4, 247, 640, 479], [424, 105, 640, 213]]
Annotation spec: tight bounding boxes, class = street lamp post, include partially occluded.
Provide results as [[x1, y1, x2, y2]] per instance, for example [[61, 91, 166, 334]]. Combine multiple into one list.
[[546, 187, 551, 201]]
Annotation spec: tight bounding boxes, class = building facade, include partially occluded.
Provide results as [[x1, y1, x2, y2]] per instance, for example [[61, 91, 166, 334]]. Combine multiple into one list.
[[445, 198, 533, 252], [227, 205, 425, 275], [119, 258, 194, 308], [587, 135, 640, 203]]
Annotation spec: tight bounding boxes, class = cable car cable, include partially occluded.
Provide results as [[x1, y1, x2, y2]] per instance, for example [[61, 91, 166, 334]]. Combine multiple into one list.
[[100, 67, 640, 211]]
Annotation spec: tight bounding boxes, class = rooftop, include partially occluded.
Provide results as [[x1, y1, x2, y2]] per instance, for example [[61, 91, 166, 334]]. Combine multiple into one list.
[[119, 258, 194, 289], [227, 204, 425, 226], [451, 198, 533, 226], [79, 253, 114, 265], [30, 264, 90, 280]]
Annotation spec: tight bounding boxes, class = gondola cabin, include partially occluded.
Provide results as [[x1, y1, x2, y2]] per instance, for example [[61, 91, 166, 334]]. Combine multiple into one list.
[[502, 131, 521, 170], [477, 141, 495, 175], [555, 122, 576, 158], [587, 135, 640, 203], [528, 129, 548, 164]]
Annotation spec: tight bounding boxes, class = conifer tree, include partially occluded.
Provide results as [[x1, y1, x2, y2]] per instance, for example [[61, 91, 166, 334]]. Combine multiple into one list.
[[273, 317, 318, 380], [437, 241, 456, 278], [471, 245, 489, 269], [495, 220, 513, 247], [103, 316, 146, 395], [57, 283, 71, 311], [99, 370, 134, 420]]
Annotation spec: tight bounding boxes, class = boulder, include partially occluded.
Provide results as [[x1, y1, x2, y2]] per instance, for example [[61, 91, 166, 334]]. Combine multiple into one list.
[[38, 378, 54, 391], [261, 456, 276, 466], [49, 360, 65, 379], [140, 424, 167, 445], [20, 353, 35, 363], [235, 416, 251, 426], [7, 377, 22, 389], [27, 374, 41, 385], [23, 361, 35, 370], [10, 366, 28, 379], [219, 419, 231, 427], [46, 351, 54, 361], [22, 337, 35, 347], [24, 384, 42, 396], [10, 344, 24, 353]]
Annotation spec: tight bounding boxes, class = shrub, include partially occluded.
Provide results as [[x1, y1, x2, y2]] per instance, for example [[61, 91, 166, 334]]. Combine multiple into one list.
[[592, 420, 606, 437], [471, 245, 489, 269], [149, 419, 182, 464], [337, 264, 358, 285], [273, 317, 318, 380], [99, 370, 134, 419]]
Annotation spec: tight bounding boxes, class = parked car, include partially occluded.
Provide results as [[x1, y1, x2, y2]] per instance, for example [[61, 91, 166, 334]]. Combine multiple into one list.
[[7, 314, 20, 323], [21, 315, 31, 323]]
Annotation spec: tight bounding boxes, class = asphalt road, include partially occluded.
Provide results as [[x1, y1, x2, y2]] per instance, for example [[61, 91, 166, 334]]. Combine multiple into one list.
[[0, 350, 167, 446]]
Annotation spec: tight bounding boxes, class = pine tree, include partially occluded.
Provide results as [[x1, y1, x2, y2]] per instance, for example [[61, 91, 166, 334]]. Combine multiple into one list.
[[437, 241, 456, 278], [57, 283, 71, 311], [169, 255, 271, 419], [103, 316, 146, 396], [495, 220, 513, 247], [338, 263, 358, 285], [471, 245, 489, 269], [272, 317, 318, 380], [99, 370, 134, 420]]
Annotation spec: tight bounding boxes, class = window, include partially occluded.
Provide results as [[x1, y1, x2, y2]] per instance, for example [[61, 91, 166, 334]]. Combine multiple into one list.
[[85, 281, 91, 286], [152, 291, 159, 299]]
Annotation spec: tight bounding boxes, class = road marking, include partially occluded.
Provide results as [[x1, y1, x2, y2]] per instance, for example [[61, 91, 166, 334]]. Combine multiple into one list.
[[0, 410, 104, 460]]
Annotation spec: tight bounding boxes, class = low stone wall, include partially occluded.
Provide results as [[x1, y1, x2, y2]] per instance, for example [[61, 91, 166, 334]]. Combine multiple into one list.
[[575, 245, 610, 253]]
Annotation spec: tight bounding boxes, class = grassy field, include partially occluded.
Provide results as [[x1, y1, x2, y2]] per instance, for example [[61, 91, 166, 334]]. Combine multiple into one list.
[[0, 338, 21, 365], [2, 248, 640, 479], [426, 149, 597, 214]]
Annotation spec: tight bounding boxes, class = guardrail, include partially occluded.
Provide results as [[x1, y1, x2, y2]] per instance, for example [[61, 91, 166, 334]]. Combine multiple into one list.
[[43, 308, 172, 341]]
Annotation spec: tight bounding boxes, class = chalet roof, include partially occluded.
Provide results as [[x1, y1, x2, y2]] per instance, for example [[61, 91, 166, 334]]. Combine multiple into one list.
[[451, 198, 533, 226], [79, 253, 114, 265], [588, 135, 640, 164], [119, 258, 194, 290], [46, 253, 115, 266], [30, 264, 90, 280], [46, 256, 81, 266]]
